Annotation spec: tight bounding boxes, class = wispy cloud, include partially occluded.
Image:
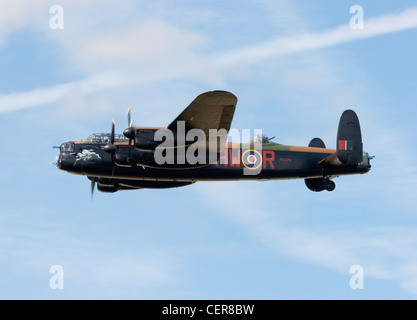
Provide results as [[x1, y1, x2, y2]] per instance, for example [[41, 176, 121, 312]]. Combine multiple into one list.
[[0, 73, 126, 113], [0, 83, 74, 113], [68, 21, 206, 73], [197, 182, 417, 296], [215, 7, 417, 67], [2, 7, 417, 114], [0, 0, 45, 46]]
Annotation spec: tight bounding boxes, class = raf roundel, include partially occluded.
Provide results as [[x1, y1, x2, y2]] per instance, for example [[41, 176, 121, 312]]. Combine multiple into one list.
[[242, 149, 262, 170]]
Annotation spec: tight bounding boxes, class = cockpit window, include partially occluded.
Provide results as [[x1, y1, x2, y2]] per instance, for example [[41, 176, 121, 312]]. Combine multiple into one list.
[[60, 142, 75, 153], [85, 133, 128, 143], [251, 134, 275, 144]]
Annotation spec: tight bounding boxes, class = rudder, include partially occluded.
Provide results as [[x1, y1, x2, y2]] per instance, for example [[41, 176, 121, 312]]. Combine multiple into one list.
[[336, 110, 363, 166]]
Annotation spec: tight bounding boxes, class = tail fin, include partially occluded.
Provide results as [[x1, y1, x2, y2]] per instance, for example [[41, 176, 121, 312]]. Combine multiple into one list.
[[336, 110, 363, 165]]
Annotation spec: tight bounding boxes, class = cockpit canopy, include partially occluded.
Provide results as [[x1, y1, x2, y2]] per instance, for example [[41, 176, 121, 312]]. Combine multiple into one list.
[[251, 134, 275, 144], [85, 133, 128, 144]]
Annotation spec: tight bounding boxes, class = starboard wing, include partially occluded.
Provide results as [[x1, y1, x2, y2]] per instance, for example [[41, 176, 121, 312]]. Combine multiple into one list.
[[167, 90, 238, 153], [167, 90, 237, 135]]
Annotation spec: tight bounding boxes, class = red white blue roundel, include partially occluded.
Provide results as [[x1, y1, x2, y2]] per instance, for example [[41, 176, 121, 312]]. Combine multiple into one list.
[[242, 149, 262, 170]]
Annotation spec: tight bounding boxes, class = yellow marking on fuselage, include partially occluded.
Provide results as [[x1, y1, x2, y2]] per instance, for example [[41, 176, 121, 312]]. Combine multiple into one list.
[[225, 142, 334, 154], [225, 142, 241, 148]]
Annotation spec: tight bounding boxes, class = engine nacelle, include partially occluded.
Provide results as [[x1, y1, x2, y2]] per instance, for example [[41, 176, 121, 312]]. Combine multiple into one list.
[[113, 147, 152, 167], [113, 145, 211, 169], [305, 177, 335, 192], [134, 128, 163, 150]]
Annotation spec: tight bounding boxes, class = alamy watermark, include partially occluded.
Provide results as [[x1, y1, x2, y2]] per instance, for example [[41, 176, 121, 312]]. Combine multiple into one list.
[[350, 5, 364, 30], [349, 265, 364, 290], [49, 265, 64, 290], [50, 5, 64, 30]]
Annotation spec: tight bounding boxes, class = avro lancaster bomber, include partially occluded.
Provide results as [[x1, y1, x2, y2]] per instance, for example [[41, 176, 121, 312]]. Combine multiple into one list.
[[55, 91, 371, 195]]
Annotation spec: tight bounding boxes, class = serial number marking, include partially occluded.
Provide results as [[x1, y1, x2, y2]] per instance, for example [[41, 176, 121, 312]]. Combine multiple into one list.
[[162, 304, 255, 317], [206, 304, 255, 315]]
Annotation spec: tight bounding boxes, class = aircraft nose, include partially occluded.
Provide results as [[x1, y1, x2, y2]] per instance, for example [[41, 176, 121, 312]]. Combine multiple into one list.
[[59, 154, 72, 170], [57, 152, 67, 170]]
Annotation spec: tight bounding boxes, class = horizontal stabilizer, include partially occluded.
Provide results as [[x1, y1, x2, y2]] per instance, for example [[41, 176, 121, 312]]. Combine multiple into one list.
[[336, 110, 363, 166], [318, 152, 342, 166], [310, 137, 343, 166]]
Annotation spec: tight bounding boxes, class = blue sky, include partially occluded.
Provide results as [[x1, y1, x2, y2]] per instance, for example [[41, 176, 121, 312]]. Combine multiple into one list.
[[0, 0, 416, 299]]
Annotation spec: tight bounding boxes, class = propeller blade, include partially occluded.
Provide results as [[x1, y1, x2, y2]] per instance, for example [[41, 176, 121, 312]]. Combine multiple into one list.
[[104, 120, 117, 154], [125, 107, 135, 146], [91, 178, 96, 200], [127, 106, 132, 128], [110, 119, 115, 144]]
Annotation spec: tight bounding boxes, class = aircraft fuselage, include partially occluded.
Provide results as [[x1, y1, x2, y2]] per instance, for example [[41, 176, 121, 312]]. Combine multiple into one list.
[[58, 141, 371, 182]]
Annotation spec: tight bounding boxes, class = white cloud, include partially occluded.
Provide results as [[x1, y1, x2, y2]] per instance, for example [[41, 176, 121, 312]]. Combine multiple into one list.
[[215, 7, 417, 67], [2, 6, 417, 114], [197, 182, 417, 296], [0, 0, 43, 45], [0, 82, 74, 113], [0, 73, 128, 113], [70, 21, 206, 72], [0, 0, 140, 47]]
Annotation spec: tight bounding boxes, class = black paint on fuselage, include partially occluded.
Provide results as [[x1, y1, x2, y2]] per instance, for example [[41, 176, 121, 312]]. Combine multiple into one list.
[[58, 142, 370, 183]]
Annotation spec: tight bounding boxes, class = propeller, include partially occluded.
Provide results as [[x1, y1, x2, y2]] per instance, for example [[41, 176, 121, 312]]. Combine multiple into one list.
[[123, 106, 135, 146], [103, 120, 117, 155]]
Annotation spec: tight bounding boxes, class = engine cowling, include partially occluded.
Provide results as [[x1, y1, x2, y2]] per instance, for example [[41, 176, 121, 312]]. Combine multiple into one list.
[[134, 129, 162, 150], [305, 177, 335, 192]]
